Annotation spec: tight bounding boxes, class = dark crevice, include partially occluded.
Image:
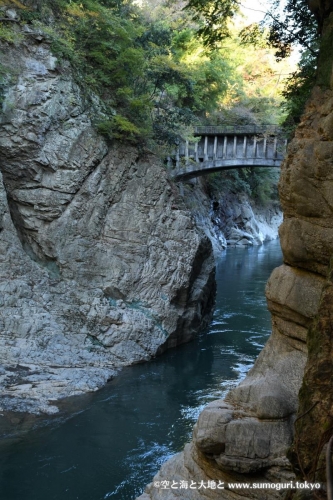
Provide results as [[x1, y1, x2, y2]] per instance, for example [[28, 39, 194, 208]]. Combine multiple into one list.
[[6, 194, 60, 278], [12, 185, 78, 196]]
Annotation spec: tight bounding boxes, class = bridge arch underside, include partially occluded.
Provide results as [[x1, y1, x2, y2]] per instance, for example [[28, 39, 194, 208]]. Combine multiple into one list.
[[171, 132, 286, 180], [174, 159, 281, 180]]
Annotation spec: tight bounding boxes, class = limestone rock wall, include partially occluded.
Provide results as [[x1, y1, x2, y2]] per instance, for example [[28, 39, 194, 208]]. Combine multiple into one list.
[[0, 30, 215, 414], [138, 14, 333, 500], [281, 13, 333, 490]]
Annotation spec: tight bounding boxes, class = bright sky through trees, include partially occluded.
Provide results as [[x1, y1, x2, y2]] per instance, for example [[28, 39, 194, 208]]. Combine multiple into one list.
[[240, 0, 300, 63], [240, 0, 268, 23], [240, 0, 287, 26]]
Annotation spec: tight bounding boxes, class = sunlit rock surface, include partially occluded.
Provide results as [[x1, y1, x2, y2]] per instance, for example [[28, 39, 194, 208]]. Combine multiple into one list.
[[181, 180, 282, 257], [0, 30, 215, 414]]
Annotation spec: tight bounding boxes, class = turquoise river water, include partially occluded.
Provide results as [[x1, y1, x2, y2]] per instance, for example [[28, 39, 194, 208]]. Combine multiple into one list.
[[0, 239, 282, 500]]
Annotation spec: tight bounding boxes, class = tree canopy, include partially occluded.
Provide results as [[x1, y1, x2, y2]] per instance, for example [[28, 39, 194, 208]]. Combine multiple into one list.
[[184, 0, 322, 51], [0, 0, 308, 204], [0, 0, 295, 148]]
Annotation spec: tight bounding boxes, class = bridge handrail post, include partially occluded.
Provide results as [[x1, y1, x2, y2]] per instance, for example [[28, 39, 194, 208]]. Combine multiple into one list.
[[195, 141, 199, 163], [243, 136, 247, 158], [204, 136, 208, 161], [213, 136, 218, 161], [185, 140, 189, 165], [233, 136, 237, 158], [172, 125, 288, 179], [253, 137, 257, 158], [223, 136, 227, 159], [176, 146, 180, 168]]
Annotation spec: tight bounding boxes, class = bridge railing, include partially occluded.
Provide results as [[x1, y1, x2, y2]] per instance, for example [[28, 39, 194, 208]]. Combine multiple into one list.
[[167, 127, 288, 179], [194, 125, 285, 136]]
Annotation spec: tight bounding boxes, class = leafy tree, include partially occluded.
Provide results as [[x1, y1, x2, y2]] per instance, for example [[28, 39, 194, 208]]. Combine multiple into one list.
[[263, 0, 318, 59], [202, 27, 293, 127], [184, 0, 240, 47], [206, 164, 280, 206], [183, 0, 322, 52], [281, 47, 317, 130]]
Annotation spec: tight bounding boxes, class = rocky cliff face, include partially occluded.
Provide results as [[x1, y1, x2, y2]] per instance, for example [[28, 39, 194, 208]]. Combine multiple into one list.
[[283, 12, 333, 491], [0, 28, 215, 414], [181, 179, 282, 257], [138, 12, 333, 500], [210, 193, 282, 248]]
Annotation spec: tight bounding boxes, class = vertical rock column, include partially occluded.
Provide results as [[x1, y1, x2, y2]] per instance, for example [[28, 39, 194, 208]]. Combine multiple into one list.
[[283, 12, 333, 491]]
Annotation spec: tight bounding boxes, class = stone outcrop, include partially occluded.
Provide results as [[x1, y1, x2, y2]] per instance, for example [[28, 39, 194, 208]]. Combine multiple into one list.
[[138, 12, 333, 500], [181, 179, 282, 256], [282, 13, 333, 490], [138, 266, 323, 500], [211, 193, 282, 248], [0, 28, 215, 414]]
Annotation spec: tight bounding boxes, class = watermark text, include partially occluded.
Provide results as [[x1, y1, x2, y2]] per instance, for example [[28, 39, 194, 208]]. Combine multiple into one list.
[[153, 480, 322, 491]]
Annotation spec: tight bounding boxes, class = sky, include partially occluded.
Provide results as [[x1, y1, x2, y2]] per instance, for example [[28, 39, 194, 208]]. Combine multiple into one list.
[[240, 0, 269, 24], [240, 0, 287, 24]]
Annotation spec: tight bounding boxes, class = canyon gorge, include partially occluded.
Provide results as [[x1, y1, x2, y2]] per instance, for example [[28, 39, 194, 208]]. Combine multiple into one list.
[[1, 2, 333, 500]]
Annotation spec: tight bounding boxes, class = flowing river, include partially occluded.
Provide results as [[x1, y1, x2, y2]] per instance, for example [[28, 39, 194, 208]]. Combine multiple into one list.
[[0, 240, 282, 500]]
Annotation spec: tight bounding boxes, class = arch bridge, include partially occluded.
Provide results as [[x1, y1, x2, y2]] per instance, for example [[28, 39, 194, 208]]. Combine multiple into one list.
[[169, 125, 288, 180]]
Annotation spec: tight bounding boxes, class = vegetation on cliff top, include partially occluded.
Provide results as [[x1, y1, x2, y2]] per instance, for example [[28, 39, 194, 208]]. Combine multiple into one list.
[[0, 0, 298, 203], [0, 0, 292, 143], [186, 0, 319, 130]]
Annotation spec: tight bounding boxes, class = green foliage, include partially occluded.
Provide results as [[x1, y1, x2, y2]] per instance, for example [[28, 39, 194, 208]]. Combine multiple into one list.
[[25, 1, 158, 141], [0, 0, 27, 9], [207, 169, 251, 197], [32, 21, 79, 63], [184, 0, 320, 55], [281, 48, 317, 131], [97, 115, 143, 142], [21, 0, 222, 143], [263, 0, 318, 60], [0, 23, 15, 42], [201, 29, 293, 127], [152, 107, 194, 145], [206, 166, 280, 206], [3, 0, 293, 173], [181, 0, 322, 135], [184, 0, 240, 48], [0, 21, 24, 43], [246, 167, 280, 205]]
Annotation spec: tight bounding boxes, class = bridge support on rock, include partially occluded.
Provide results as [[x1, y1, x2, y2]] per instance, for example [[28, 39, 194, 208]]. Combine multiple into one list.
[[169, 126, 288, 180]]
